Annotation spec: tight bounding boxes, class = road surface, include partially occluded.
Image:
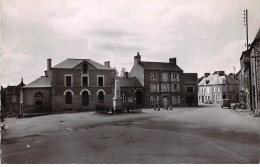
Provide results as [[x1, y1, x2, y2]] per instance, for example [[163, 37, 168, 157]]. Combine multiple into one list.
[[1, 104, 260, 164]]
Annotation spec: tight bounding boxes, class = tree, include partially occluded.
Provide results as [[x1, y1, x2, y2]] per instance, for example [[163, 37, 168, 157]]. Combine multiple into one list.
[[120, 68, 126, 77], [113, 67, 119, 76]]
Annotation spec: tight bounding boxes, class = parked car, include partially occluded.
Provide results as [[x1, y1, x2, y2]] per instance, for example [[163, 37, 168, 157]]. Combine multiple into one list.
[[221, 99, 231, 109]]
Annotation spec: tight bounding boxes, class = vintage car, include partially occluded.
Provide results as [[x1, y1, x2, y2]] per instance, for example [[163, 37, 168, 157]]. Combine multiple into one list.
[[221, 99, 231, 109]]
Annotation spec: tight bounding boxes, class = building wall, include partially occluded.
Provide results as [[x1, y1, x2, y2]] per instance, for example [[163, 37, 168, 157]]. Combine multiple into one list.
[[51, 67, 115, 112], [198, 85, 213, 103], [143, 70, 184, 108], [183, 84, 198, 106], [22, 88, 51, 113], [129, 64, 144, 86], [250, 42, 260, 112]]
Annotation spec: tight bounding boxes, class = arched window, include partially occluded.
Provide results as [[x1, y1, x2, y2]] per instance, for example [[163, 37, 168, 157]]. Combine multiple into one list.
[[82, 91, 89, 106], [65, 91, 72, 104], [35, 92, 43, 105], [98, 91, 104, 103]]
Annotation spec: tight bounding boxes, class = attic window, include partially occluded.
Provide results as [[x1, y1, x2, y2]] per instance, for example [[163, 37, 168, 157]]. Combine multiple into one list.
[[206, 80, 209, 84], [83, 64, 88, 73]]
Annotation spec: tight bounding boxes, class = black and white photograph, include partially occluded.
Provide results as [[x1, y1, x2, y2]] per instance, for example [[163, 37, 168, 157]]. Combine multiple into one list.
[[0, 0, 260, 164]]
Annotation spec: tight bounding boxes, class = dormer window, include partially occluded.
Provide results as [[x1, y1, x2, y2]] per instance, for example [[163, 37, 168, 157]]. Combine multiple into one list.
[[83, 63, 88, 74], [206, 80, 209, 84]]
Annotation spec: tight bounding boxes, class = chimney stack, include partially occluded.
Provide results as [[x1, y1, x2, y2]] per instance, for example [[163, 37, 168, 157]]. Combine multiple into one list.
[[169, 58, 176, 65], [204, 73, 210, 78], [134, 52, 141, 65], [125, 72, 128, 78], [104, 61, 110, 68], [47, 59, 52, 70]]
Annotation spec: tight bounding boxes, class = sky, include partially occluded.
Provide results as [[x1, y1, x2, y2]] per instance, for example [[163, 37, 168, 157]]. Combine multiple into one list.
[[1, 0, 260, 87]]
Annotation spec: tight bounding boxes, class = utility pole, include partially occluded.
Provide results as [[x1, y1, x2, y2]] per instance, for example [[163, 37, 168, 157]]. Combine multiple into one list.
[[244, 9, 249, 49], [244, 9, 253, 111]]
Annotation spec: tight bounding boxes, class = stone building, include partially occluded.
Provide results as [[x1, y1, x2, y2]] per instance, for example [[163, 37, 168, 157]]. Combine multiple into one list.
[[249, 28, 260, 115], [115, 72, 143, 110], [198, 71, 239, 104], [22, 58, 116, 113], [129, 52, 198, 108], [239, 50, 251, 110], [1, 79, 25, 116]]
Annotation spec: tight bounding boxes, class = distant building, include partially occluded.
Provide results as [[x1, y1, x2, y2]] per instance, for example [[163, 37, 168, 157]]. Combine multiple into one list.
[[198, 71, 239, 104], [22, 58, 116, 113], [129, 52, 198, 108], [115, 72, 143, 109], [1, 79, 25, 116]]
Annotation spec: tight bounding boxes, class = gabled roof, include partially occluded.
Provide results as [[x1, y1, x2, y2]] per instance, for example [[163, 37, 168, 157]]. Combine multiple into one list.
[[199, 74, 226, 86], [115, 76, 143, 88], [23, 76, 51, 88], [52, 58, 113, 70], [183, 73, 198, 84], [138, 62, 183, 71]]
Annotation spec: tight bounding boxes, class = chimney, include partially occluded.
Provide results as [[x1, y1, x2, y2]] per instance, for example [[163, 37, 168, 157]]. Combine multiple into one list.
[[47, 59, 52, 70], [104, 61, 110, 68], [134, 52, 141, 65], [125, 72, 129, 78], [204, 73, 210, 78], [218, 71, 225, 76], [169, 58, 176, 65]]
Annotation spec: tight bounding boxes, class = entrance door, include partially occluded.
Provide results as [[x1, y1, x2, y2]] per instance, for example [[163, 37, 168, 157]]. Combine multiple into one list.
[[135, 90, 143, 105], [163, 96, 168, 106]]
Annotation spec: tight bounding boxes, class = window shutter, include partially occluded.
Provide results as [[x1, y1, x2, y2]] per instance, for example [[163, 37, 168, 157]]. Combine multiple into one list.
[[150, 96, 153, 104], [167, 84, 170, 92], [157, 84, 160, 92], [177, 84, 180, 92], [150, 84, 153, 92], [156, 73, 158, 81], [177, 74, 179, 81], [157, 96, 159, 104]]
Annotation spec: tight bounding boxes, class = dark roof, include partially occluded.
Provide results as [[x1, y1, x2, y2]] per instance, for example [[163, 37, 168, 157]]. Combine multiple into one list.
[[225, 74, 239, 85], [23, 76, 51, 88], [115, 76, 143, 88], [183, 73, 198, 84], [139, 62, 183, 71], [52, 58, 113, 70]]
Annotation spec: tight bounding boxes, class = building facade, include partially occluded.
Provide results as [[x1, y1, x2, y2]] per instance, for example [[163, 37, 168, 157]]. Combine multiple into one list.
[[1, 80, 25, 116], [198, 71, 239, 104], [22, 58, 116, 113], [130, 52, 198, 108]]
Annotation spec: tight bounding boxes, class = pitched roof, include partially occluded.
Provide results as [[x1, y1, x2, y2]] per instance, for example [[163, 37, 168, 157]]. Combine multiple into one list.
[[225, 74, 239, 85], [139, 62, 183, 71], [115, 76, 143, 88], [198, 74, 226, 86], [199, 74, 239, 86], [52, 58, 113, 70], [183, 73, 198, 84], [23, 76, 51, 88]]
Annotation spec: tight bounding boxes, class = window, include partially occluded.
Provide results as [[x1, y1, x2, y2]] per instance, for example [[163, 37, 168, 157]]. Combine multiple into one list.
[[65, 75, 72, 87], [122, 92, 126, 102], [162, 73, 168, 81], [151, 73, 158, 81], [187, 87, 193, 93], [172, 96, 176, 104], [35, 92, 43, 105], [82, 76, 88, 86], [97, 76, 104, 86], [161, 84, 168, 92], [65, 91, 72, 104], [98, 91, 104, 103], [177, 96, 180, 104], [82, 91, 89, 106], [83, 63, 88, 73], [12, 95, 17, 103], [171, 73, 179, 81], [150, 84, 158, 92], [150, 96, 157, 105], [171, 84, 180, 92]]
